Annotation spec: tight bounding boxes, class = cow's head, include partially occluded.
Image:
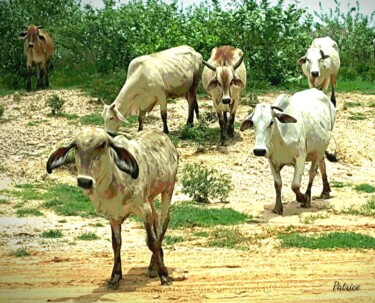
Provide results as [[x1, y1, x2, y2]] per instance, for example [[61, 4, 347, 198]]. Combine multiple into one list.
[[46, 128, 139, 191], [18, 25, 45, 49], [203, 55, 245, 105], [240, 102, 297, 157], [298, 48, 330, 78], [101, 103, 126, 135]]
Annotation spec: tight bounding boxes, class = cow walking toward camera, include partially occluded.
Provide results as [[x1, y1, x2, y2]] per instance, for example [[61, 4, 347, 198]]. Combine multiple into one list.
[[102, 45, 202, 135], [47, 128, 178, 289], [240, 89, 336, 215], [202, 46, 246, 145], [18, 25, 54, 91], [298, 37, 340, 106]]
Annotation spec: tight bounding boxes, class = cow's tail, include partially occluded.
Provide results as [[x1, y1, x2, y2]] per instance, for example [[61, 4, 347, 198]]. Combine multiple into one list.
[[325, 150, 339, 162]]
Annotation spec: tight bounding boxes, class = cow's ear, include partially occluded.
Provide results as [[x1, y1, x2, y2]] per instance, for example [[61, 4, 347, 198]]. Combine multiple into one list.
[[207, 78, 219, 91], [109, 139, 139, 179], [38, 33, 46, 42], [275, 113, 297, 123], [240, 113, 254, 131], [232, 76, 244, 87], [18, 31, 27, 39], [298, 56, 307, 65], [46, 142, 76, 174]]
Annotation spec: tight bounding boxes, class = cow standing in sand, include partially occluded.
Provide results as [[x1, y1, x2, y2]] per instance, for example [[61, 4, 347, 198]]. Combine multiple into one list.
[[102, 45, 202, 135], [240, 89, 336, 215], [298, 37, 340, 106], [202, 46, 246, 145], [47, 128, 179, 289], [18, 25, 54, 91]]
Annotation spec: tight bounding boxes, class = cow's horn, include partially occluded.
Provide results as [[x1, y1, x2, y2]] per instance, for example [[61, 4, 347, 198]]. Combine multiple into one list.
[[233, 54, 244, 70], [202, 60, 217, 72], [271, 106, 284, 112], [37, 25, 44, 29]]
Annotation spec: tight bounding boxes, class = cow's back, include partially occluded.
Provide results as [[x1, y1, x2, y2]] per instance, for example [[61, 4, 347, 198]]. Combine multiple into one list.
[[311, 36, 338, 52]]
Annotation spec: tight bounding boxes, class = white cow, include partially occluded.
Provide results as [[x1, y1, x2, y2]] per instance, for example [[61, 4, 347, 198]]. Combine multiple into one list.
[[298, 37, 340, 106], [202, 46, 246, 144], [47, 128, 179, 288], [240, 89, 336, 214], [102, 45, 202, 134]]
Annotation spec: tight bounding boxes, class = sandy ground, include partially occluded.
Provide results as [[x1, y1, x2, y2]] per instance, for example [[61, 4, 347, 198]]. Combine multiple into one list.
[[0, 89, 374, 302]]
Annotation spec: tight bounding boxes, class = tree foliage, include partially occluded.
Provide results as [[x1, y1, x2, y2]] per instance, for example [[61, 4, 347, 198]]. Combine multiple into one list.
[[0, 0, 374, 92]]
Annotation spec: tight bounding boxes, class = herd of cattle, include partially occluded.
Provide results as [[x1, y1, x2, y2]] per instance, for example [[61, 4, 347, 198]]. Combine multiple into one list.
[[20, 25, 340, 288]]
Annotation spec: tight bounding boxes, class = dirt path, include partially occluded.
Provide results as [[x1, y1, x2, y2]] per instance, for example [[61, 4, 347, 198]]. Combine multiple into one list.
[[0, 89, 374, 302]]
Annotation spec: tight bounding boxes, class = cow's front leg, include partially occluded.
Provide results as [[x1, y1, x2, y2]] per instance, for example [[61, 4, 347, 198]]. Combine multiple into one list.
[[159, 96, 169, 134], [36, 64, 43, 89], [269, 161, 283, 214], [227, 112, 235, 138], [291, 156, 309, 206], [26, 65, 32, 91], [138, 110, 146, 132], [217, 111, 226, 145], [109, 220, 123, 289]]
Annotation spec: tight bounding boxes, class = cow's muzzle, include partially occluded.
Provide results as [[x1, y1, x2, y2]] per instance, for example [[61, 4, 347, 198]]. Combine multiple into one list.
[[28, 43, 34, 49], [77, 177, 94, 189], [222, 98, 231, 105], [311, 71, 319, 78], [253, 148, 267, 157]]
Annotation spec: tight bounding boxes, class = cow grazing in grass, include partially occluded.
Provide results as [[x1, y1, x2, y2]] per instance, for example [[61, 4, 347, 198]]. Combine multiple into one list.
[[18, 25, 54, 91], [47, 128, 179, 289], [240, 89, 336, 215], [298, 37, 340, 106], [202, 46, 246, 145], [102, 45, 202, 135]]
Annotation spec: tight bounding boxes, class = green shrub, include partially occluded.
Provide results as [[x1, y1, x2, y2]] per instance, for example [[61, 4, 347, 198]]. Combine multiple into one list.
[[46, 95, 65, 116], [41, 229, 63, 238], [354, 183, 375, 193], [13, 247, 30, 257], [77, 232, 99, 241], [181, 163, 233, 203]]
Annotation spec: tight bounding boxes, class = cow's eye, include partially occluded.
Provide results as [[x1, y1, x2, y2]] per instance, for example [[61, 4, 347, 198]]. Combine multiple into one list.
[[109, 117, 114, 120], [97, 142, 106, 150]]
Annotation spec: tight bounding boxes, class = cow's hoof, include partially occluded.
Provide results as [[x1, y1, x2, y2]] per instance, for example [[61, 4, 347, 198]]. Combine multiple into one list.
[[301, 196, 311, 208], [319, 192, 330, 199], [108, 274, 122, 290], [272, 208, 283, 215], [160, 275, 172, 286]]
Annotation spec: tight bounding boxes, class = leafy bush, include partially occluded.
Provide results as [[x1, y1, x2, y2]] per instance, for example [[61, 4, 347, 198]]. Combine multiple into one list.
[[46, 95, 65, 116], [181, 163, 233, 203]]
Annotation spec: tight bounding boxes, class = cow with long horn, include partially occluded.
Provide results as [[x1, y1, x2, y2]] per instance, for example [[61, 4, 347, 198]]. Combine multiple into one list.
[[202, 46, 246, 145], [18, 25, 54, 91]]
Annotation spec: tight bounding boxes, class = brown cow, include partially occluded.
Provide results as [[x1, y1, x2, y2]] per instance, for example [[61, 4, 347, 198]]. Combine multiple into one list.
[[18, 25, 54, 91], [202, 46, 246, 145]]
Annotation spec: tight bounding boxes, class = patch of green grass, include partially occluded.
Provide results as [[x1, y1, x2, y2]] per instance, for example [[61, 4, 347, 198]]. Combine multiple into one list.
[[42, 184, 97, 217], [340, 197, 375, 217], [343, 101, 361, 110], [58, 219, 67, 223], [80, 113, 104, 125], [0, 165, 6, 172], [339, 80, 375, 94], [164, 235, 184, 245], [299, 213, 330, 224], [348, 112, 366, 120], [16, 208, 43, 217], [207, 227, 248, 250], [169, 202, 250, 229], [194, 231, 209, 237], [122, 115, 138, 128], [63, 113, 79, 120], [13, 247, 30, 257], [41, 229, 63, 239], [177, 119, 220, 146], [279, 232, 375, 249], [234, 122, 241, 129], [27, 120, 48, 127], [331, 181, 352, 188], [89, 222, 105, 227], [354, 183, 375, 193], [0, 198, 9, 204], [77, 232, 100, 241], [368, 102, 375, 108]]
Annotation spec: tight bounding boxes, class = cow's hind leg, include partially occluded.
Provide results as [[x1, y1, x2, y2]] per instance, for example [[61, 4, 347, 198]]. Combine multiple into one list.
[[36, 64, 43, 89], [159, 95, 169, 134], [217, 111, 226, 145], [138, 110, 146, 132], [186, 72, 200, 125], [304, 160, 318, 207], [45, 60, 50, 88], [330, 74, 337, 107], [318, 158, 331, 199], [109, 219, 123, 289]]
